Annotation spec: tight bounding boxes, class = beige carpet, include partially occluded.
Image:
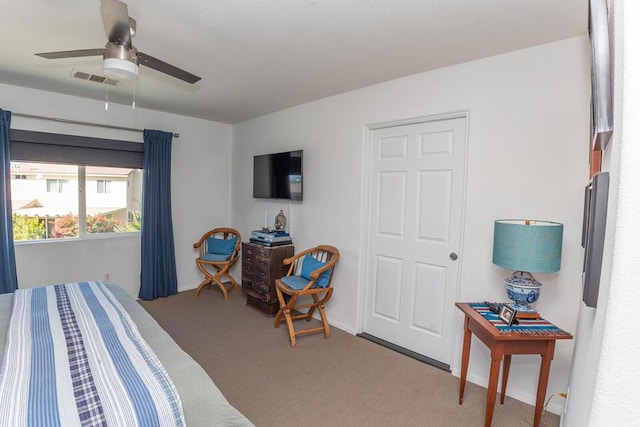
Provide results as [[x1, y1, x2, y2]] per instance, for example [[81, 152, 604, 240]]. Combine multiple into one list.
[[139, 288, 560, 427]]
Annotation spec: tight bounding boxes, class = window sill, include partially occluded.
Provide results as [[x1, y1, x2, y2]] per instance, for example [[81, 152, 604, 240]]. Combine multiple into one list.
[[14, 231, 140, 246]]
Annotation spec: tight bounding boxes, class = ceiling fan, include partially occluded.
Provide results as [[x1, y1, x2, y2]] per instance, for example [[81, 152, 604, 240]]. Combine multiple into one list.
[[35, 0, 201, 84]]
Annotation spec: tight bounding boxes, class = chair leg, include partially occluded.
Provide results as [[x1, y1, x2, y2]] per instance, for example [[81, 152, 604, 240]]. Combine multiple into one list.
[[318, 303, 330, 338], [306, 295, 320, 321], [194, 279, 212, 298], [276, 290, 299, 347], [222, 272, 239, 290], [274, 285, 288, 328], [274, 309, 284, 328], [275, 286, 334, 346], [283, 307, 297, 347], [209, 277, 228, 300]]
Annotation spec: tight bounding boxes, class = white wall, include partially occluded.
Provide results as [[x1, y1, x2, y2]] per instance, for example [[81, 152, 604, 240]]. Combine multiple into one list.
[[563, 1, 640, 425], [1, 83, 233, 297], [232, 36, 590, 413]]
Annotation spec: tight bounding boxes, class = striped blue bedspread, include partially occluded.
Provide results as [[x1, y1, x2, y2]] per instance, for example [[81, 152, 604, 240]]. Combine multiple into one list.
[[0, 281, 185, 427]]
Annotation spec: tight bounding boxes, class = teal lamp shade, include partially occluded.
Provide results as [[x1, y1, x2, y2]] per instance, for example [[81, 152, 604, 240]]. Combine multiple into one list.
[[493, 219, 563, 313], [492, 220, 563, 273]]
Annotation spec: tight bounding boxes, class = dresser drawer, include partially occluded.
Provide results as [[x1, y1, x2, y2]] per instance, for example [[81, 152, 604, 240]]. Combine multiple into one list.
[[242, 253, 270, 271], [242, 278, 275, 303], [241, 242, 294, 316], [242, 243, 270, 259]]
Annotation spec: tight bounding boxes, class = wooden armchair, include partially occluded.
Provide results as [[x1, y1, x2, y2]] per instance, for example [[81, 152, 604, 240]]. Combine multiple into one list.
[[274, 245, 340, 347], [193, 228, 241, 300]]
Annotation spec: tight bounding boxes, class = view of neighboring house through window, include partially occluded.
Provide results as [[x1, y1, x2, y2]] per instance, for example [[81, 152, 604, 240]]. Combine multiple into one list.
[[46, 178, 69, 193], [97, 179, 111, 194], [11, 162, 142, 241]]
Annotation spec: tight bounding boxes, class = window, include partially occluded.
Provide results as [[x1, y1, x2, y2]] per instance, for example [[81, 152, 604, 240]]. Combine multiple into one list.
[[97, 179, 112, 194], [11, 162, 141, 240], [46, 178, 69, 193], [9, 130, 144, 242]]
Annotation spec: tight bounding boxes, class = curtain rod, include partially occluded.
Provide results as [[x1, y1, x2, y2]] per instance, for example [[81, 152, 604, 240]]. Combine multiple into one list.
[[12, 112, 180, 138]]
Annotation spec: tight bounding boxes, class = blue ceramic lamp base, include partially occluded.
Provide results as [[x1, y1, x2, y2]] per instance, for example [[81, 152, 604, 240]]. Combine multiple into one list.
[[505, 271, 541, 313]]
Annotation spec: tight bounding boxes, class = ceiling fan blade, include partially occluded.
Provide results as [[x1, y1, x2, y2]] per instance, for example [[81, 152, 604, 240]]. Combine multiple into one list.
[[35, 49, 106, 59], [101, 0, 132, 49], [137, 51, 201, 84]]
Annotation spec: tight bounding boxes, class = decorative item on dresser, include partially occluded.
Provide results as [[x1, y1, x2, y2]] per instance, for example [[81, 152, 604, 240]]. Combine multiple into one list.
[[274, 209, 287, 232], [241, 241, 294, 315]]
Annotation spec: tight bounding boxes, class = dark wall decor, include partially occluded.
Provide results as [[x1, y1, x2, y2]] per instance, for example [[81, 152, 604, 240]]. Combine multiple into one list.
[[589, 0, 613, 152], [581, 171, 609, 308]]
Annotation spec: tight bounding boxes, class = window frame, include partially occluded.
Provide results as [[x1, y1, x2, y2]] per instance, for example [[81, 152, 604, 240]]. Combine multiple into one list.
[[10, 129, 143, 243]]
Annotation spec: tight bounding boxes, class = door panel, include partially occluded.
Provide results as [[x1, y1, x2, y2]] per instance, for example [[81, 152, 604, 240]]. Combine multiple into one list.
[[412, 262, 446, 334], [377, 172, 406, 237], [372, 255, 403, 321], [417, 170, 452, 242], [364, 115, 467, 367]]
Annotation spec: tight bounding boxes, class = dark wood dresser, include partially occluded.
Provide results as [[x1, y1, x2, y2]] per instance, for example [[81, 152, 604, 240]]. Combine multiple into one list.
[[241, 242, 294, 316]]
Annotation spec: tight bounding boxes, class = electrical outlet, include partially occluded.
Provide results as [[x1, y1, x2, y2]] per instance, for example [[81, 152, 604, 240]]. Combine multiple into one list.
[[104, 273, 111, 282]]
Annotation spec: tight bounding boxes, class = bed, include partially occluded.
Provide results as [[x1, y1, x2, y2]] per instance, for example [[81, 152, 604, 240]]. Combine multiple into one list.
[[0, 282, 253, 427]]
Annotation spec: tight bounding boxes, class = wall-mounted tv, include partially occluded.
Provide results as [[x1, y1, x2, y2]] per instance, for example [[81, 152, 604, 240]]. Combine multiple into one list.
[[582, 171, 609, 308], [253, 150, 303, 200]]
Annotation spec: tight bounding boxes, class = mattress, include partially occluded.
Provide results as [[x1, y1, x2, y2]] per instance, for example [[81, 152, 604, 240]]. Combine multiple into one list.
[[0, 283, 253, 427]]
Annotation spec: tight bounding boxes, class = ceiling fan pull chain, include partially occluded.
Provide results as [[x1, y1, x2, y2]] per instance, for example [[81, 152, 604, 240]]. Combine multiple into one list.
[[132, 80, 136, 109], [105, 84, 109, 111]]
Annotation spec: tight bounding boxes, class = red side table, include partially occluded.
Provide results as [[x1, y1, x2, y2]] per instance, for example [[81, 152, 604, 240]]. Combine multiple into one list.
[[455, 302, 573, 427]]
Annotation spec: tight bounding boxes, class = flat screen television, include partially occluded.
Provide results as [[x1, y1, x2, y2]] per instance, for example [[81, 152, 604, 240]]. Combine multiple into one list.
[[253, 150, 303, 200], [581, 171, 609, 308]]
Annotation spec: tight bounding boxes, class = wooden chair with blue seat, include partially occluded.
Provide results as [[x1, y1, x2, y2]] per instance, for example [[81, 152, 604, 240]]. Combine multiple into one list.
[[274, 245, 340, 347], [193, 228, 242, 300]]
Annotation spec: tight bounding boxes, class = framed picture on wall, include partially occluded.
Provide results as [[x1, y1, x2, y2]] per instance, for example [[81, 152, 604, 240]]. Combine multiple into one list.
[[589, 0, 613, 151]]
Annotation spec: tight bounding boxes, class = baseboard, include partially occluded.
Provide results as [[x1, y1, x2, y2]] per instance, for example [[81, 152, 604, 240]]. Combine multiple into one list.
[[449, 368, 564, 415], [356, 332, 451, 372], [327, 317, 356, 335]]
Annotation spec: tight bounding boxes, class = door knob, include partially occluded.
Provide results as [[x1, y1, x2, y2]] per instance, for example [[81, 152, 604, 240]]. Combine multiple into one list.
[[450, 252, 458, 261]]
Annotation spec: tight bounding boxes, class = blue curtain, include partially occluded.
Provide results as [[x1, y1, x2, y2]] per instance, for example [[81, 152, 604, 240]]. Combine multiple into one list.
[[0, 110, 18, 294], [139, 129, 178, 300]]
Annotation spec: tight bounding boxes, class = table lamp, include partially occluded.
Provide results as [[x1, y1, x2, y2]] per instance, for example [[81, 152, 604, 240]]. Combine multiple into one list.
[[492, 219, 563, 314]]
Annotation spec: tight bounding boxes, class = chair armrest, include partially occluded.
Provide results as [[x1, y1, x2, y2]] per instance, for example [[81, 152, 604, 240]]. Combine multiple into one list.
[[194, 232, 212, 249], [309, 254, 339, 279]]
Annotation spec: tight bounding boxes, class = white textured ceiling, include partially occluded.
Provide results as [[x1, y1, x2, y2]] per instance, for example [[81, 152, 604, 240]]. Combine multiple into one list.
[[0, 0, 587, 124]]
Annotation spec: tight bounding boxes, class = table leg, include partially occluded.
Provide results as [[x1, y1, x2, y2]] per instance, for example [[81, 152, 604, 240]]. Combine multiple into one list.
[[485, 348, 503, 427], [459, 316, 472, 405], [533, 341, 556, 427], [500, 355, 512, 404]]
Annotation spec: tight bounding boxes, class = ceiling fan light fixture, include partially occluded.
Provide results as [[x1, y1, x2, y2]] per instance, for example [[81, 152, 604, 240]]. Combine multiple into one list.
[[103, 57, 139, 80], [103, 42, 139, 80]]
